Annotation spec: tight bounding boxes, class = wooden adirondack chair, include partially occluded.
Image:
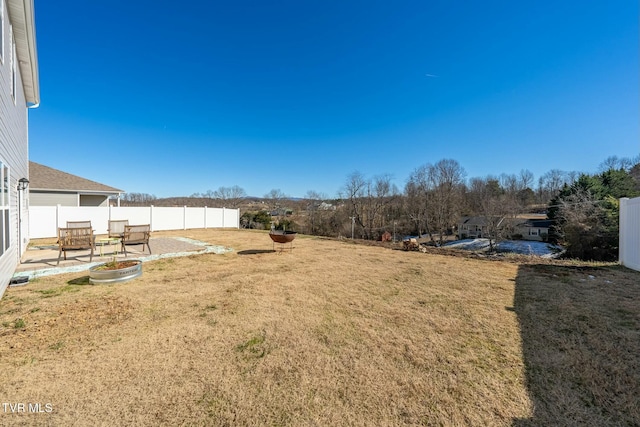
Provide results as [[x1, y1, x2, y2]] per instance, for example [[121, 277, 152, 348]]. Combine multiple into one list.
[[57, 227, 95, 265], [121, 224, 151, 256], [66, 221, 92, 229], [107, 219, 129, 238]]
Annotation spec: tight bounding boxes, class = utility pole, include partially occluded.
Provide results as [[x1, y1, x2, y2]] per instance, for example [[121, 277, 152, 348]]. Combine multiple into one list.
[[349, 216, 355, 239]]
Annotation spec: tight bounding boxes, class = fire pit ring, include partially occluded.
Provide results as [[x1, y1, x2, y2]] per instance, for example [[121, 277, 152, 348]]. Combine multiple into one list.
[[269, 231, 297, 252]]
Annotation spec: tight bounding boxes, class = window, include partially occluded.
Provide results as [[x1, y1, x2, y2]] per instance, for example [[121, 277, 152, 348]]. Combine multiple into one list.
[[0, 162, 9, 256], [11, 41, 16, 100], [0, 0, 4, 63], [10, 24, 16, 101]]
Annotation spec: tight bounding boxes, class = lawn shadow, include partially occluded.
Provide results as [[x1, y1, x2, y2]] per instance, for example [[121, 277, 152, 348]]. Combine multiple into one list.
[[512, 264, 640, 426], [237, 249, 277, 256], [67, 276, 92, 286], [21, 255, 93, 267]]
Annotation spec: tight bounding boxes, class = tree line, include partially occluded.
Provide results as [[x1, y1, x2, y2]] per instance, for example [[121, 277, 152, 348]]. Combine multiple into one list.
[[119, 154, 639, 260], [299, 154, 639, 260]]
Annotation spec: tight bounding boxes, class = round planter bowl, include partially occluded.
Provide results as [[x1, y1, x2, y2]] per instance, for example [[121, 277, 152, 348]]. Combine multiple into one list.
[[89, 260, 142, 285]]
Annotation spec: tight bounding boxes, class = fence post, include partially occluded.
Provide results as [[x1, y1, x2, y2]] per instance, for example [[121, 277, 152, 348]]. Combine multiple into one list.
[[222, 207, 225, 228], [150, 205, 154, 232]]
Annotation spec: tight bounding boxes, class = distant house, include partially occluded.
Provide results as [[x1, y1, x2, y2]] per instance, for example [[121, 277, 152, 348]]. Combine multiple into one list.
[[269, 208, 293, 217], [318, 202, 336, 211], [29, 161, 123, 207], [457, 216, 503, 239], [458, 215, 552, 242], [1, 0, 39, 296], [513, 218, 552, 242]]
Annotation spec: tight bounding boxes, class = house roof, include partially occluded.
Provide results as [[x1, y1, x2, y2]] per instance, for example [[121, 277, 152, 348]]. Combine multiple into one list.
[[29, 162, 123, 194], [7, 0, 39, 106]]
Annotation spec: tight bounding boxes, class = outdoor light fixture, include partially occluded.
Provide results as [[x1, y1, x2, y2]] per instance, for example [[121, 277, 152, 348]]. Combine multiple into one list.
[[17, 178, 29, 191]]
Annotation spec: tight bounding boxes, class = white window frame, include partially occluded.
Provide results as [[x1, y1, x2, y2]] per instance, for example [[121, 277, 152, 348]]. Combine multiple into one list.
[[0, 161, 10, 256], [0, 0, 4, 64], [10, 24, 16, 102], [11, 40, 16, 102]]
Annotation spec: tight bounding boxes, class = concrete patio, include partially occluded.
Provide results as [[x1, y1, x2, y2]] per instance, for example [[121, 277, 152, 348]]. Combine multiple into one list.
[[12, 237, 233, 281]]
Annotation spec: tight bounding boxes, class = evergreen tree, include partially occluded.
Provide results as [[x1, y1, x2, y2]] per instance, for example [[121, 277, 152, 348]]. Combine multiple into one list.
[[548, 166, 640, 261]]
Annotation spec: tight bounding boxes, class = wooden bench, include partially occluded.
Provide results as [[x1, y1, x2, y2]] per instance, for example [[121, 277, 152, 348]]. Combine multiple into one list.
[[57, 227, 95, 265]]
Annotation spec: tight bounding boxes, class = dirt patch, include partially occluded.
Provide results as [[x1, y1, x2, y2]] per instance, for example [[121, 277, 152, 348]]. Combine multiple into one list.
[[1, 292, 132, 357]]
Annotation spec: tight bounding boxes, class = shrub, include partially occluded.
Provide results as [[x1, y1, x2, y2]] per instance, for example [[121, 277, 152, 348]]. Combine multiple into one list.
[[241, 211, 272, 230], [253, 211, 272, 229], [275, 219, 298, 231]]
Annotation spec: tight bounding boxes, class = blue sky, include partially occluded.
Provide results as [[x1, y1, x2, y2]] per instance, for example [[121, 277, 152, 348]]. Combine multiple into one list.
[[30, 1, 638, 198]]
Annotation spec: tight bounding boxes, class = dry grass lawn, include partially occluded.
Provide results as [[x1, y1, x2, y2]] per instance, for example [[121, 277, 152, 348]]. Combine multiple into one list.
[[1, 229, 638, 426]]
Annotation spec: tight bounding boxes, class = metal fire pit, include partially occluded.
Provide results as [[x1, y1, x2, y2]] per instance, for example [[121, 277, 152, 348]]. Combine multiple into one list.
[[269, 231, 297, 252]]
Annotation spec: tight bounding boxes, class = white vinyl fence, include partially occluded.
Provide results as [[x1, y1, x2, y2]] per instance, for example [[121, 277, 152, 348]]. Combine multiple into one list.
[[620, 197, 640, 272], [28, 205, 240, 239]]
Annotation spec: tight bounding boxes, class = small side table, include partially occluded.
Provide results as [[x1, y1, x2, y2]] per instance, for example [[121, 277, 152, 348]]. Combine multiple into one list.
[[98, 238, 121, 257]]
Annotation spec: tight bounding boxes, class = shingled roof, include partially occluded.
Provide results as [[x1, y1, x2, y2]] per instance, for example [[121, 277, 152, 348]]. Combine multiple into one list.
[[29, 162, 123, 193]]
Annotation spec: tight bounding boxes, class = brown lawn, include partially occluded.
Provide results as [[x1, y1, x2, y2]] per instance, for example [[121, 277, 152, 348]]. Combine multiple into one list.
[[1, 229, 638, 426]]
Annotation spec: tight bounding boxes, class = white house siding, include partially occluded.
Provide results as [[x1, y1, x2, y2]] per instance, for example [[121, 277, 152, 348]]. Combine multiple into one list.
[[30, 191, 110, 207], [30, 191, 78, 206], [0, 3, 30, 297], [513, 226, 547, 242], [79, 194, 109, 207]]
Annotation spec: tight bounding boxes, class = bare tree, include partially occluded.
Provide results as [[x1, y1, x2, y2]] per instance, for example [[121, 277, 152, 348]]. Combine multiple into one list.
[[120, 192, 157, 206], [304, 190, 326, 235], [566, 171, 581, 186], [429, 159, 466, 245], [467, 177, 508, 251], [500, 173, 519, 194], [369, 174, 399, 239], [499, 173, 528, 229], [599, 155, 638, 172], [537, 169, 569, 202], [404, 174, 428, 237], [405, 159, 466, 245], [518, 169, 534, 190], [342, 172, 398, 240], [264, 188, 288, 217], [343, 172, 367, 238], [599, 155, 621, 172], [514, 169, 536, 207], [212, 185, 247, 208]]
